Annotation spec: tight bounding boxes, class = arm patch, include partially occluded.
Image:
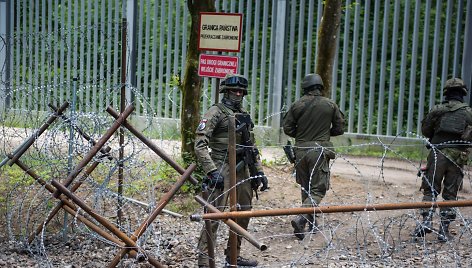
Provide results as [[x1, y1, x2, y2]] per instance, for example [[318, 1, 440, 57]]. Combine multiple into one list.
[[197, 119, 208, 131]]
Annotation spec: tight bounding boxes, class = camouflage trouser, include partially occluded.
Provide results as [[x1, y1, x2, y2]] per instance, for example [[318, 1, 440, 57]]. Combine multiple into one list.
[[197, 159, 253, 267], [294, 147, 330, 207], [420, 148, 467, 221]]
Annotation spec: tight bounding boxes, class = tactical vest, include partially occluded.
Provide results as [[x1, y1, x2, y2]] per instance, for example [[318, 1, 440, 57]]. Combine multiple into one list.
[[208, 103, 251, 156], [436, 102, 470, 135]]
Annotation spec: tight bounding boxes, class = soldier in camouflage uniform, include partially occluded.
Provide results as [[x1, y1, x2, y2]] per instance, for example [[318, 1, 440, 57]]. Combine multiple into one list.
[[283, 73, 345, 240], [195, 74, 267, 267], [413, 78, 472, 242]]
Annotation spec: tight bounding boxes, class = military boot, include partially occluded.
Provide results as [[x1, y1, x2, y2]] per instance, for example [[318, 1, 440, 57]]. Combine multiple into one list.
[[291, 215, 307, 240], [225, 256, 258, 267], [307, 215, 318, 234], [438, 221, 452, 242], [412, 214, 433, 237]]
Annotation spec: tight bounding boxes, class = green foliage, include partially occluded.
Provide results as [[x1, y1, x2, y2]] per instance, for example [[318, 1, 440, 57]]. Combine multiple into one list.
[[336, 142, 427, 162]]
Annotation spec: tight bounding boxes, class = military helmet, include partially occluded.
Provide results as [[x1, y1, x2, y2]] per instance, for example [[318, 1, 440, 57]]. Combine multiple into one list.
[[443, 77, 468, 96], [219, 74, 248, 95], [301, 73, 324, 90]]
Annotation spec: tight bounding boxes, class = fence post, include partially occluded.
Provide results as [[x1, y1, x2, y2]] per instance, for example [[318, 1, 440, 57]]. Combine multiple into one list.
[[126, 0, 137, 98], [271, 0, 287, 141], [0, 0, 11, 113], [464, 0, 472, 104]]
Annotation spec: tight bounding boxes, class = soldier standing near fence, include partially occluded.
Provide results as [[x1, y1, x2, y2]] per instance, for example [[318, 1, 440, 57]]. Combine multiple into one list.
[[413, 78, 472, 242], [283, 73, 345, 240], [194, 74, 268, 267]]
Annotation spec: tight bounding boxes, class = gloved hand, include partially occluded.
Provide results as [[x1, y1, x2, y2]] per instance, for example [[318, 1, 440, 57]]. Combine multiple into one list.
[[206, 170, 224, 190], [258, 171, 269, 191]]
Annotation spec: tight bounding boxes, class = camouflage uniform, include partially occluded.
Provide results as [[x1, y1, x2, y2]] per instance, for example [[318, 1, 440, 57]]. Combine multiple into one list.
[[414, 77, 472, 241], [195, 79, 264, 267], [283, 73, 345, 239]]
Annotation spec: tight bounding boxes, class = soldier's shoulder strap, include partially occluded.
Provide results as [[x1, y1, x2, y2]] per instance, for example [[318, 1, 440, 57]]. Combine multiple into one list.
[[215, 103, 234, 116]]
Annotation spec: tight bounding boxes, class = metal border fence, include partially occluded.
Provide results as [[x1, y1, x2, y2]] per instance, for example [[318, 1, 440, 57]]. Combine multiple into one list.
[[1, 0, 471, 140]]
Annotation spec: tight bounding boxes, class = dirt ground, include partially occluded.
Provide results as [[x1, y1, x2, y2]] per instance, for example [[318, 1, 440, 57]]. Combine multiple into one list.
[[1, 151, 472, 267], [235, 152, 472, 267]]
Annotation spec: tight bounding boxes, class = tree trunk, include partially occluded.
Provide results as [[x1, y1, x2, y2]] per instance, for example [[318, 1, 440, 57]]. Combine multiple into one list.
[[315, 0, 342, 97], [181, 0, 215, 164]]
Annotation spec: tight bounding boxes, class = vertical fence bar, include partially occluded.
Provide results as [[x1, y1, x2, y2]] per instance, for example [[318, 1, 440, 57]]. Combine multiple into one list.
[[85, 0, 92, 112], [40, 0, 46, 110], [313, 0, 323, 72], [357, 0, 371, 134], [250, 0, 260, 120], [92, 0, 99, 111], [15, 1, 21, 110], [150, 0, 159, 113], [285, 0, 297, 108], [376, 0, 390, 135], [52, 0, 58, 103], [164, 0, 173, 118], [172, 1, 180, 119], [396, 0, 410, 135], [34, 0, 39, 110], [23, 1, 28, 109], [106, 0, 113, 109], [417, 0, 431, 133], [266, 1, 276, 125], [348, 3, 360, 133], [440, 0, 453, 101], [99, 0, 106, 109], [367, 1, 379, 134], [272, 0, 286, 131], [142, 0, 151, 113], [428, 1, 442, 110], [464, 0, 472, 100], [339, 0, 351, 114], [304, 0, 314, 74], [135, 0, 144, 115], [158, 0, 165, 117], [258, 0, 269, 125], [295, 0, 305, 101], [452, 0, 464, 77], [386, 0, 400, 136], [407, 0, 420, 135]]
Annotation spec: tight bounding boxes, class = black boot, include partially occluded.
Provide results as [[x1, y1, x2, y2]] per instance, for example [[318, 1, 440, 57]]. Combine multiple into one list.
[[307, 215, 318, 234], [438, 221, 452, 242], [225, 256, 258, 267], [412, 215, 433, 237], [291, 215, 307, 240]]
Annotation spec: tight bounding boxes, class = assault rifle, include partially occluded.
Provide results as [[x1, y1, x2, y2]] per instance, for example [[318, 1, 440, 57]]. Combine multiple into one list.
[[235, 114, 261, 199]]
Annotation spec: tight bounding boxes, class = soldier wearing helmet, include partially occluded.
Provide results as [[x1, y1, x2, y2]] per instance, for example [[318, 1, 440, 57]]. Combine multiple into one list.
[[283, 73, 345, 240], [413, 77, 472, 242], [195, 74, 267, 267]]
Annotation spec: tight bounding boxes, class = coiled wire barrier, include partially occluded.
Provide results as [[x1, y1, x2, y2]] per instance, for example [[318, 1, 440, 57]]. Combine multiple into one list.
[[1, 84, 472, 267]]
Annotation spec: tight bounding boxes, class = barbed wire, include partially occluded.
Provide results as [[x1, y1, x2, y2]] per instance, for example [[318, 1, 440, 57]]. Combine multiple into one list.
[[1, 22, 472, 268]]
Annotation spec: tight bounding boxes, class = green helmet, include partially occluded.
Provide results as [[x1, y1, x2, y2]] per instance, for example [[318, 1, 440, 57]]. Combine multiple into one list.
[[443, 77, 467, 96], [219, 74, 248, 95], [301, 74, 324, 90]]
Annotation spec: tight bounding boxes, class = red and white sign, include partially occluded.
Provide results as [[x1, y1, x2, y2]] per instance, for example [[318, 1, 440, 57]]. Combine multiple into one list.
[[198, 54, 239, 79]]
